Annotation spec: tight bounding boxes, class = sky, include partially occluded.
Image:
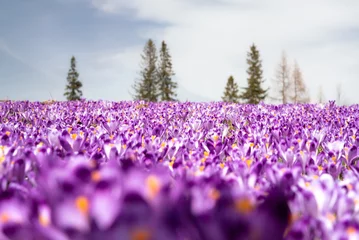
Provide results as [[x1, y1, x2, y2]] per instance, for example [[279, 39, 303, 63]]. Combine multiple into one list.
[[0, 0, 359, 104]]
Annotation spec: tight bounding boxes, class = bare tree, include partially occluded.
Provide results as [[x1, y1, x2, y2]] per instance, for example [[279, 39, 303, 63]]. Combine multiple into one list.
[[318, 85, 325, 104], [270, 51, 291, 104], [336, 83, 342, 105], [291, 60, 309, 103]]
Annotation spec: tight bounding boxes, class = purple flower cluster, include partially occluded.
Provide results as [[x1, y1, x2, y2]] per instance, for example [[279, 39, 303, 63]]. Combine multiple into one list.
[[1, 100, 359, 240]]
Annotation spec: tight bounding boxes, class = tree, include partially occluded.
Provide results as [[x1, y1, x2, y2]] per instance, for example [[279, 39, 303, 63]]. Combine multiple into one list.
[[132, 39, 158, 102], [222, 75, 240, 103], [291, 60, 309, 103], [336, 83, 342, 105], [64, 56, 83, 101], [157, 41, 177, 101], [318, 85, 325, 103], [270, 51, 291, 104], [240, 44, 268, 104]]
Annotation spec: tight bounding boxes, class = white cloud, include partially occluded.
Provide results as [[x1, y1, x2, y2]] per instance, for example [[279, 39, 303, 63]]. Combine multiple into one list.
[[91, 0, 359, 103]]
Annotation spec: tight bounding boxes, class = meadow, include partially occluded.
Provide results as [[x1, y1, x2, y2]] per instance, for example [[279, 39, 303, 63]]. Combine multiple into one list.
[[0, 100, 358, 240]]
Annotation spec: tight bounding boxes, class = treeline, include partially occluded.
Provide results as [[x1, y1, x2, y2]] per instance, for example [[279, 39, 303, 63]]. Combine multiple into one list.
[[63, 39, 322, 104], [131, 40, 177, 102]]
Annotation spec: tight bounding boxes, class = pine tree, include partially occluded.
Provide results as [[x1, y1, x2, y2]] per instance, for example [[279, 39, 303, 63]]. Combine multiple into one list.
[[157, 41, 177, 101], [291, 60, 309, 103], [222, 75, 240, 103], [64, 56, 83, 101], [132, 39, 158, 102], [240, 44, 268, 104]]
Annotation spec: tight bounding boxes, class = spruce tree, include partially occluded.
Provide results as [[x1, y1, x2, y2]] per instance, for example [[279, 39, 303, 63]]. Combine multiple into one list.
[[157, 41, 177, 101], [240, 44, 268, 104], [64, 56, 83, 101], [132, 39, 158, 102], [222, 75, 240, 103]]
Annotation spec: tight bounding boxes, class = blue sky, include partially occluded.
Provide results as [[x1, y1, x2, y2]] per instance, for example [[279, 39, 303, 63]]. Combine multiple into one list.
[[1, 0, 359, 103]]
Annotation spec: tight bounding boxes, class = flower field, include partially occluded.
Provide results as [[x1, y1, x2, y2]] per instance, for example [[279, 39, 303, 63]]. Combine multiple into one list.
[[1, 100, 359, 240]]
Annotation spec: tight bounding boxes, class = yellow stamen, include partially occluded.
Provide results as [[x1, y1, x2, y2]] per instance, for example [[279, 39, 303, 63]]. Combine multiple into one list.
[[201, 158, 206, 163], [213, 135, 219, 141], [347, 184, 353, 190], [39, 214, 50, 227], [246, 159, 252, 168], [219, 163, 225, 169], [91, 171, 101, 182], [146, 175, 161, 198], [234, 198, 254, 214], [232, 143, 237, 149], [160, 142, 166, 148], [209, 188, 221, 200], [75, 196, 89, 215], [318, 166, 323, 171], [151, 135, 156, 141], [67, 128, 72, 133], [326, 213, 336, 223], [199, 165, 205, 172], [5, 131, 10, 136], [131, 229, 151, 240], [249, 143, 254, 147], [346, 226, 357, 235], [204, 151, 209, 157], [289, 213, 300, 224], [284, 213, 300, 237], [0, 213, 9, 223]]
